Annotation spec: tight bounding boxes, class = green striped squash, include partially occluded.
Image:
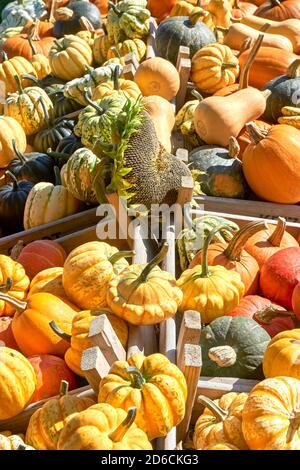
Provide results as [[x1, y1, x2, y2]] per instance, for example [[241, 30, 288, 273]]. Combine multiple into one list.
[[65, 147, 100, 205]]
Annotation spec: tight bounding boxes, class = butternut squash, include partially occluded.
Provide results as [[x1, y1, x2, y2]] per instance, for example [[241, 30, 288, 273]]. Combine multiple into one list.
[[143, 96, 175, 153], [241, 15, 300, 53], [224, 23, 293, 51]]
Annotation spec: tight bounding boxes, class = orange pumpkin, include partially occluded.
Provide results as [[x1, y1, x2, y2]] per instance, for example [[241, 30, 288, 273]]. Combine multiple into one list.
[[90, 0, 109, 15], [237, 120, 272, 157], [147, 0, 177, 19], [3, 22, 55, 60], [255, 0, 300, 21], [21, 20, 54, 38], [29, 267, 66, 298], [17, 240, 67, 279]]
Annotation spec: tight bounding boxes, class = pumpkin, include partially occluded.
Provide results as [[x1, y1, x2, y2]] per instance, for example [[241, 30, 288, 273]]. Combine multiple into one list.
[[98, 352, 187, 440], [263, 59, 300, 122], [23, 168, 83, 230], [4, 76, 54, 136], [50, 308, 128, 376], [0, 316, 19, 349], [92, 34, 112, 65], [93, 65, 141, 101], [107, 0, 150, 44], [242, 376, 300, 450], [29, 267, 65, 298], [0, 347, 36, 420], [49, 35, 93, 81], [204, 443, 239, 450], [292, 281, 300, 320], [74, 93, 127, 149], [143, 95, 175, 152], [7, 143, 55, 185], [260, 247, 300, 310], [29, 50, 50, 81], [62, 241, 133, 310], [107, 38, 146, 62], [175, 95, 204, 147], [53, 1, 102, 38], [21, 19, 54, 38], [193, 393, 248, 450], [255, 0, 300, 21], [134, 57, 180, 101], [155, 12, 216, 65], [55, 133, 83, 159], [263, 329, 300, 380], [33, 118, 74, 154], [189, 137, 247, 199], [0, 51, 37, 94], [0, 116, 27, 167], [177, 225, 245, 323], [232, 0, 257, 18], [0, 172, 33, 235], [28, 354, 77, 403], [191, 43, 239, 95], [76, 17, 102, 47], [107, 243, 182, 325], [3, 21, 54, 60], [57, 404, 152, 450], [241, 15, 300, 54], [228, 295, 295, 337], [278, 105, 300, 129], [26, 380, 94, 450], [147, 0, 177, 19], [245, 217, 299, 267], [0, 433, 35, 450], [90, 0, 109, 15], [207, 0, 233, 27], [49, 86, 82, 119], [201, 315, 270, 379], [17, 240, 67, 280], [0, 255, 29, 317], [190, 221, 266, 295], [243, 123, 300, 204], [237, 119, 271, 156]]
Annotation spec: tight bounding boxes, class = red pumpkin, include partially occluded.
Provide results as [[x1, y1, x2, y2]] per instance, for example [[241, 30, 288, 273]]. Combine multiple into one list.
[[3, 22, 55, 60], [18, 240, 67, 279], [0, 316, 19, 349], [255, 0, 300, 21], [228, 295, 295, 337], [147, 0, 177, 19], [292, 282, 300, 321], [260, 247, 300, 309], [245, 217, 299, 267], [28, 354, 77, 403]]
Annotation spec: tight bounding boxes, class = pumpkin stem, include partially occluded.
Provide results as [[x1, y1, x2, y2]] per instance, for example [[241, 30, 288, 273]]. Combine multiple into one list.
[[260, 23, 271, 33], [287, 411, 300, 443], [17, 444, 28, 450], [14, 75, 23, 95], [55, 7, 74, 21], [54, 166, 62, 186], [228, 137, 240, 159], [208, 345, 237, 367], [79, 16, 95, 33], [254, 307, 295, 325], [109, 407, 137, 442], [108, 1, 121, 16], [108, 250, 135, 265], [189, 10, 206, 25], [38, 96, 52, 128], [12, 139, 27, 164], [0, 293, 27, 311], [197, 395, 228, 422], [5, 171, 19, 191], [21, 74, 39, 85], [0, 50, 8, 62], [268, 217, 286, 247], [84, 89, 104, 114], [246, 121, 268, 145], [113, 65, 121, 91], [287, 59, 300, 79], [239, 34, 264, 90], [191, 89, 203, 102], [127, 366, 146, 389], [54, 38, 65, 51], [136, 243, 169, 284], [0, 277, 13, 292], [49, 320, 71, 342], [221, 62, 238, 70], [199, 224, 232, 278], [270, 0, 281, 5], [29, 20, 41, 42], [224, 221, 267, 261], [111, 46, 121, 60], [28, 36, 38, 57], [59, 380, 69, 397]]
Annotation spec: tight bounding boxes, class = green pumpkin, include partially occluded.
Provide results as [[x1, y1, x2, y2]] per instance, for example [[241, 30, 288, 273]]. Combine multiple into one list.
[[55, 133, 83, 158], [34, 120, 74, 153], [107, 0, 150, 43], [64, 147, 100, 205], [155, 12, 216, 65], [177, 216, 239, 271], [53, 1, 101, 38], [263, 59, 300, 123], [74, 94, 127, 150], [189, 137, 247, 199], [201, 316, 270, 380], [49, 87, 83, 118]]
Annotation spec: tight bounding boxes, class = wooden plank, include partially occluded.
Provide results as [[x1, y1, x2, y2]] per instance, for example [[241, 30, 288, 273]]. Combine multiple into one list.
[[122, 63, 136, 80], [176, 46, 191, 70], [177, 176, 194, 207], [81, 347, 110, 393], [146, 17, 157, 59], [124, 52, 139, 69], [127, 324, 145, 358], [89, 314, 126, 363], [176, 148, 189, 163], [176, 52, 191, 112], [105, 191, 134, 250], [177, 310, 202, 355]]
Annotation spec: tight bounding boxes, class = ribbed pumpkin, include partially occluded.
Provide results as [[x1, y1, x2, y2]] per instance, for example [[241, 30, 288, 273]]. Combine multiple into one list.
[[50, 308, 128, 376], [3, 21, 54, 60], [107, 38, 146, 62], [107, 0, 150, 44], [0, 434, 35, 450], [57, 404, 152, 450], [191, 44, 239, 94], [33, 118, 74, 154], [98, 352, 187, 441], [4, 76, 54, 136], [245, 217, 299, 267], [0, 116, 27, 168], [92, 34, 111, 65], [243, 123, 300, 204], [17, 240, 67, 279], [0, 51, 37, 95], [194, 393, 248, 450], [134, 57, 180, 101], [93, 65, 141, 101], [242, 376, 300, 450], [64, 147, 100, 205], [177, 225, 245, 323], [23, 168, 83, 230], [49, 35, 93, 80], [0, 347, 36, 420], [201, 315, 271, 379], [255, 0, 300, 21], [263, 329, 300, 380], [279, 106, 300, 130], [29, 267, 65, 298], [190, 221, 266, 295], [0, 255, 29, 317], [62, 241, 133, 310], [237, 120, 271, 157], [26, 380, 94, 450], [107, 244, 183, 325]]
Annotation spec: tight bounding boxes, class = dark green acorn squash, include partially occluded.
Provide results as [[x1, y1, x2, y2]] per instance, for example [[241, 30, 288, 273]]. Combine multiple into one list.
[[55, 133, 83, 157], [189, 137, 247, 199], [201, 316, 270, 380], [263, 58, 300, 122], [0, 171, 34, 235], [54, 1, 102, 38], [7, 140, 55, 184], [155, 12, 216, 65], [49, 86, 83, 118], [33, 119, 74, 153]]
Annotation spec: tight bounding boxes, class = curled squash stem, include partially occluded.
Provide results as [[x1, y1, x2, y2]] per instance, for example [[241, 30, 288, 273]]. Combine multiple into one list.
[[84, 89, 104, 115], [127, 366, 146, 389], [79, 16, 95, 33], [287, 411, 300, 443], [287, 59, 300, 79], [0, 293, 27, 310], [5, 171, 20, 191], [109, 407, 137, 442], [254, 307, 295, 325], [108, 1, 121, 17], [38, 96, 52, 128], [268, 217, 286, 247], [12, 139, 27, 164], [197, 395, 228, 422], [113, 65, 121, 91], [109, 250, 135, 265], [1, 50, 8, 62], [21, 74, 39, 85], [198, 223, 235, 278], [49, 320, 71, 342], [60, 380, 69, 397], [0, 277, 13, 292], [224, 221, 267, 261], [191, 90, 203, 102], [189, 10, 206, 26], [28, 36, 38, 57], [246, 122, 268, 145], [136, 243, 169, 284], [14, 74, 24, 95], [239, 33, 264, 90]]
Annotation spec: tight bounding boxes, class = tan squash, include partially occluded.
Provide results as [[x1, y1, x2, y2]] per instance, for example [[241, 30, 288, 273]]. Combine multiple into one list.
[[207, 0, 233, 28], [224, 23, 294, 51], [143, 96, 175, 153]]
